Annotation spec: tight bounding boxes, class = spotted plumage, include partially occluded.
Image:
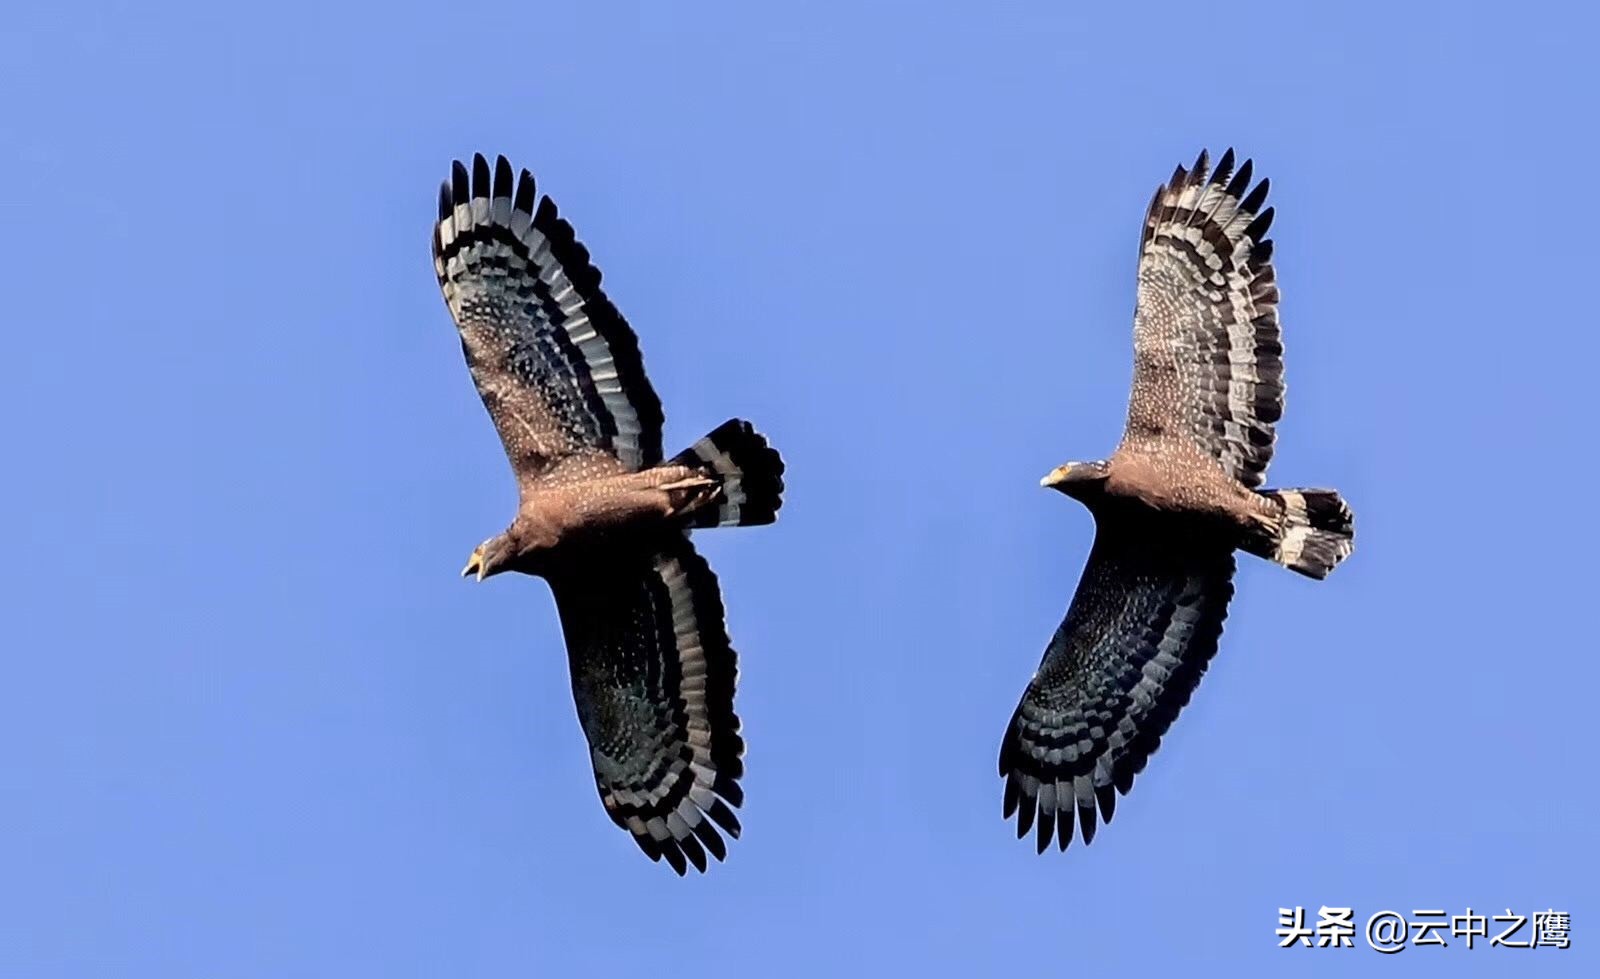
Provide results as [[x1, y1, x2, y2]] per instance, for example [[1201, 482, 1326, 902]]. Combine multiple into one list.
[[1000, 149, 1354, 854], [434, 155, 784, 874]]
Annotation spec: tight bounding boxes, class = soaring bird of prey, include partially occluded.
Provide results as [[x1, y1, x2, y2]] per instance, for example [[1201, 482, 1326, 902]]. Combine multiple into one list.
[[999, 149, 1354, 854], [433, 154, 784, 875]]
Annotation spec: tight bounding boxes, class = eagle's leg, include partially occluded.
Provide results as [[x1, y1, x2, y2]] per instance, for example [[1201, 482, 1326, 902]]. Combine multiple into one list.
[[620, 466, 722, 520], [659, 475, 722, 519], [656, 474, 716, 493]]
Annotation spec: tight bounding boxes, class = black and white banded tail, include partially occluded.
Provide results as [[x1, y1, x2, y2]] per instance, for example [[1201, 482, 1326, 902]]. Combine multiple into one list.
[[1246, 489, 1354, 579], [670, 419, 785, 528]]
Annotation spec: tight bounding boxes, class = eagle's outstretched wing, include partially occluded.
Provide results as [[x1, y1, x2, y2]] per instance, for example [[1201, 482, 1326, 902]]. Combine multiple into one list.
[[433, 154, 664, 485], [548, 535, 745, 874], [1000, 512, 1234, 852], [1123, 148, 1282, 488]]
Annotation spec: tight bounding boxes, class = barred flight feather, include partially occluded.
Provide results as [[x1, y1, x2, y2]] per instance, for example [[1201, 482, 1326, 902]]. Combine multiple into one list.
[[433, 154, 664, 478], [1000, 515, 1235, 852], [1127, 148, 1284, 488], [552, 536, 744, 875]]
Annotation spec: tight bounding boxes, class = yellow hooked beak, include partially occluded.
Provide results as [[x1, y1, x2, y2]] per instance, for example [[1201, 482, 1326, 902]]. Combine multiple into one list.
[[461, 547, 485, 581], [1040, 464, 1072, 488]]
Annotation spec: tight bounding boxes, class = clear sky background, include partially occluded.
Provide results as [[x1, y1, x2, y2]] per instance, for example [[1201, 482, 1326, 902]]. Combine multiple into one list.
[[3, 2, 1595, 976]]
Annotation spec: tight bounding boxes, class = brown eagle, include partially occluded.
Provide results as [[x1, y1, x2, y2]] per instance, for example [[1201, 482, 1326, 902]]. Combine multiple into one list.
[[999, 149, 1354, 853], [433, 154, 784, 874]]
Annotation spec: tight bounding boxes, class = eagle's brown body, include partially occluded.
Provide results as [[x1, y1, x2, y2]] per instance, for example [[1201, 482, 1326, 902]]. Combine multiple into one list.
[[1105, 445, 1274, 530], [495, 464, 722, 569], [1001, 149, 1354, 855]]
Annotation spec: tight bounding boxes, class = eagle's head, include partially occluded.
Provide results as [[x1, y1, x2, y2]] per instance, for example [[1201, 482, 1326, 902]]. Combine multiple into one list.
[[461, 534, 519, 582], [1040, 460, 1110, 500]]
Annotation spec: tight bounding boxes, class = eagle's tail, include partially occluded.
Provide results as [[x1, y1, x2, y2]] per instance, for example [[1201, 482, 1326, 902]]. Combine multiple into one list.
[[670, 419, 785, 528], [1245, 489, 1354, 579]]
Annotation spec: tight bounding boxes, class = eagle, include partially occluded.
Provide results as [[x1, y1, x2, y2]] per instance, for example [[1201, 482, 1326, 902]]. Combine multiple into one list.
[[432, 154, 784, 875], [998, 149, 1354, 853]]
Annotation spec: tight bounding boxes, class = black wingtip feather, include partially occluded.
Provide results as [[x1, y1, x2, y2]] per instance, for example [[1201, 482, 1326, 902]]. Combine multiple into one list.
[[1096, 783, 1117, 824], [514, 169, 536, 214], [1035, 807, 1055, 855], [1244, 206, 1275, 242], [532, 194, 561, 232], [705, 798, 742, 839], [714, 777, 744, 809], [450, 160, 469, 208], [437, 182, 450, 221], [1225, 158, 1254, 199], [1078, 802, 1097, 846], [471, 153, 491, 200], [1241, 177, 1271, 215], [659, 839, 688, 876], [716, 748, 746, 782], [1212, 147, 1235, 185], [1114, 766, 1134, 795], [678, 832, 709, 873], [493, 155, 513, 200], [691, 819, 727, 863]]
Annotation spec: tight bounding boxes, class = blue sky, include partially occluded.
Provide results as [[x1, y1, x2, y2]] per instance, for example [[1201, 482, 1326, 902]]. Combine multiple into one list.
[[2, 1, 1595, 975]]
